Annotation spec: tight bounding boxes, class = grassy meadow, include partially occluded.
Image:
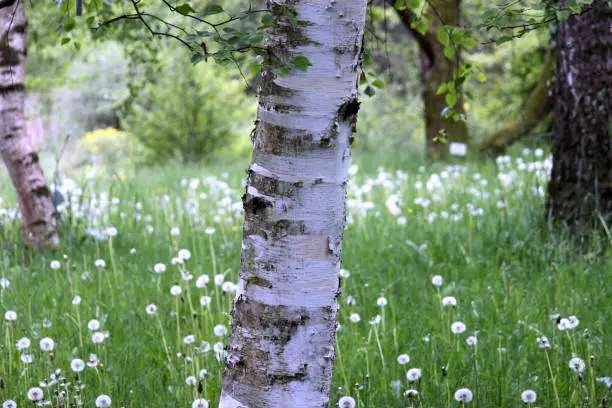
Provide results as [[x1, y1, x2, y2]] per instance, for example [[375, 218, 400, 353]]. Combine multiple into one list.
[[0, 150, 611, 407]]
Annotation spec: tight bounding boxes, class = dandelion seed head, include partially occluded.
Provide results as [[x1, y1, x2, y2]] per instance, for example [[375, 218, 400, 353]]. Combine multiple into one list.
[[454, 388, 473, 403], [521, 389, 537, 403]]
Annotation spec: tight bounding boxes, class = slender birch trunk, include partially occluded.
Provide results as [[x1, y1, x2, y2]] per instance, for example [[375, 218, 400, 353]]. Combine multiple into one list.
[[546, 0, 612, 228], [0, 1, 58, 248], [220, 1, 367, 406]]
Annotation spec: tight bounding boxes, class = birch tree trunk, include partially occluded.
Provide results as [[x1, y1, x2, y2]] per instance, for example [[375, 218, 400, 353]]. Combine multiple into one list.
[[220, 1, 367, 406], [0, 1, 58, 248], [545, 0, 612, 228]]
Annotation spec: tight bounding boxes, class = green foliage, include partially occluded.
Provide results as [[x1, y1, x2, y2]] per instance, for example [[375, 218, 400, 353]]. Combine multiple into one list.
[[79, 127, 142, 167], [121, 49, 256, 164]]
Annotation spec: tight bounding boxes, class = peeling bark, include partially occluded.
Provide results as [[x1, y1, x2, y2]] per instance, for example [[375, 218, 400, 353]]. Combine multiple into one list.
[[546, 0, 612, 229], [0, 1, 58, 248], [480, 48, 555, 154], [220, 1, 367, 406], [389, 0, 469, 161]]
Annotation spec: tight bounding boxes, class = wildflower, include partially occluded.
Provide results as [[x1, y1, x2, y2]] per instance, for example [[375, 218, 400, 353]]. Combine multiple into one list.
[[376, 297, 388, 307], [451, 321, 467, 334], [4, 310, 16, 321], [0, 278, 10, 288], [21, 354, 33, 363], [200, 296, 212, 306], [178, 249, 191, 260], [95, 394, 112, 407], [72, 295, 82, 305], [199, 369, 208, 379], [369, 315, 381, 325], [569, 357, 585, 373], [442, 296, 457, 307], [87, 354, 99, 368], [466, 336, 478, 345], [406, 368, 422, 382], [186, 376, 197, 386], [192, 399, 209, 408], [558, 318, 572, 331], [16, 337, 31, 351], [42, 318, 52, 328], [88, 319, 101, 331], [349, 313, 361, 323], [3, 400, 17, 408], [404, 389, 419, 398], [431, 275, 443, 287], [454, 388, 473, 403], [521, 389, 537, 403], [537, 336, 550, 349], [184, 335, 196, 345], [170, 286, 182, 296], [214, 274, 225, 286], [27, 387, 44, 401], [39, 337, 54, 351], [146, 304, 158, 316], [567, 315, 579, 329], [339, 269, 350, 279], [338, 396, 355, 408], [596, 377, 612, 388], [214, 325, 227, 337], [50, 260, 61, 270], [92, 332, 105, 344], [71, 358, 85, 372], [199, 341, 211, 352], [154, 263, 166, 273], [205, 227, 215, 235], [397, 354, 410, 365], [222, 281, 236, 293], [195, 275, 210, 288], [94, 259, 106, 268], [130, 248, 137, 254], [106, 227, 117, 237], [172, 257, 184, 265], [171, 227, 180, 236]]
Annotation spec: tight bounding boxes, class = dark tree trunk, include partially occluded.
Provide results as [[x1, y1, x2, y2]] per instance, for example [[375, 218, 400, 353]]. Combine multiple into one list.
[[546, 0, 612, 229], [390, 0, 469, 161]]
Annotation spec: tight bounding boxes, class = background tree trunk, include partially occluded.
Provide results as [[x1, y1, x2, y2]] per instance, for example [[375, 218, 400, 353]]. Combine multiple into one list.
[[219, 1, 367, 407], [0, 1, 58, 248], [479, 48, 555, 154], [390, 0, 469, 161], [546, 0, 612, 229]]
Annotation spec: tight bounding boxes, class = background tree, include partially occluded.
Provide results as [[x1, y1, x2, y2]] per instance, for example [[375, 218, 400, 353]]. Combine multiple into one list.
[[219, 0, 367, 406], [0, 0, 58, 248], [546, 0, 612, 228]]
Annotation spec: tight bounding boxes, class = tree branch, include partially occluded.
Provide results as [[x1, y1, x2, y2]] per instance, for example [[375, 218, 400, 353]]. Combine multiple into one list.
[[0, 0, 16, 9]]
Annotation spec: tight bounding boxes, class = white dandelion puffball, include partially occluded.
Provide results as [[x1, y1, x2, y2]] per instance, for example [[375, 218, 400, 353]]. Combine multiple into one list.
[[214, 325, 228, 337], [171, 227, 180, 236], [569, 357, 585, 373], [192, 399, 209, 408], [2, 400, 17, 408], [4, 310, 16, 321], [92, 332, 105, 344], [186, 376, 197, 386], [196, 275, 210, 288], [431, 275, 443, 287], [558, 318, 571, 330], [567, 315, 579, 329], [146, 304, 158, 316], [184, 335, 196, 345], [451, 321, 467, 334], [95, 394, 112, 407], [454, 388, 473, 403], [339, 269, 350, 279], [377, 297, 388, 307], [406, 368, 422, 382], [27, 387, 44, 401], [397, 354, 410, 365], [442, 296, 457, 306], [521, 389, 537, 403], [154, 263, 167, 273], [50, 260, 61, 269], [338, 396, 356, 408], [466, 336, 478, 345], [200, 296, 212, 306], [170, 285, 182, 296], [71, 358, 85, 372], [205, 227, 216, 235], [349, 313, 361, 323], [0, 278, 10, 289], [21, 354, 33, 363], [88, 319, 101, 331], [106, 227, 117, 237], [404, 389, 419, 398], [214, 274, 225, 286], [597, 377, 612, 388], [39, 337, 55, 351], [94, 259, 106, 268], [72, 295, 82, 305], [178, 249, 191, 260], [16, 337, 31, 351]]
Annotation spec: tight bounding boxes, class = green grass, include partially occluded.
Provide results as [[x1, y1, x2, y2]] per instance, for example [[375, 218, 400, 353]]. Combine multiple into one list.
[[0, 150, 610, 407]]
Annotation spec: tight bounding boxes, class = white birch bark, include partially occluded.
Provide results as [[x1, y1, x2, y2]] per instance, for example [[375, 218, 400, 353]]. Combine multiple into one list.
[[220, 0, 367, 407], [0, 1, 58, 248]]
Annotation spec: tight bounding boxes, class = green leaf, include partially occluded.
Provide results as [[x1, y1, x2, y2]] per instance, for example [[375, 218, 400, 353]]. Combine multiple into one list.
[[191, 52, 205, 65], [436, 83, 447, 95], [462, 37, 478, 47], [61, 37, 71, 45], [364, 85, 376, 97], [406, 0, 420, 9], [556, 10, 571, 20], [411, 21, 427, 35], [495, 35, 514, 45], [175, 4, 195, 15], [290, 56, 312, 72], [476, 72, 487, 83], [371, 79, 385, 89], [445, 92, 457, 107], [63, 18, 76, 32], [437, 29, 449, 46], [443, 45, 455, 59], [74, 41, 81, 51], [202, 4, 225, 16], [261, 14, 273, 26]]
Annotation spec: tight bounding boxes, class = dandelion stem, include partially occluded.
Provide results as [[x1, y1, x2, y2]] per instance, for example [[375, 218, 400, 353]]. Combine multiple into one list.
[[545, 349, 561, 408]]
